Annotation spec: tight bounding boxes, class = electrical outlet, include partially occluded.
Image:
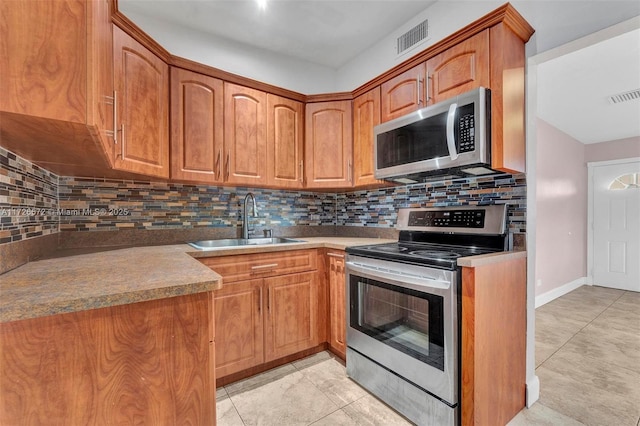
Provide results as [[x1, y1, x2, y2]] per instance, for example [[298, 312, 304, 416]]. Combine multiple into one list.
[[536, 279, 542, 287]]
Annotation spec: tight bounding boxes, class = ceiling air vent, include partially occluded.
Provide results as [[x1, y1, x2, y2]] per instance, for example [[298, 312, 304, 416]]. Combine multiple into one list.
[[397, 19, 429, 56], [608, 88, 640, 104]]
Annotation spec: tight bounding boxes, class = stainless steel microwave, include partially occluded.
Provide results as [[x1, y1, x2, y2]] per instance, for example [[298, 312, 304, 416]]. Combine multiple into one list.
[[374, 87, 492, 183]]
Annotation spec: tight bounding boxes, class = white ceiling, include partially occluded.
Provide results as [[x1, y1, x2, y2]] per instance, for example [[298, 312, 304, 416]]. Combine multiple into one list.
[[119, 0, 436, 69], [537, 27, 640, 144]]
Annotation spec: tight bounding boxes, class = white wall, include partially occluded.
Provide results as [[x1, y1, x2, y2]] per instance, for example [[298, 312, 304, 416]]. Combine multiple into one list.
[[585, 136, 640, 163], [534, 119, 588, 298]]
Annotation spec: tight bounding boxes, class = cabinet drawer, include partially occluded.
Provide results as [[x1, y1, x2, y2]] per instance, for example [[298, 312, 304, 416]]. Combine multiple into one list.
[[200, 249, 317, 282]]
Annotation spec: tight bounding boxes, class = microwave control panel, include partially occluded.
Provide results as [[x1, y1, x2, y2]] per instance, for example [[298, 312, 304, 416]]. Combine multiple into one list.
[[408, 209, 485, 228], [457, 103, 476, 153]]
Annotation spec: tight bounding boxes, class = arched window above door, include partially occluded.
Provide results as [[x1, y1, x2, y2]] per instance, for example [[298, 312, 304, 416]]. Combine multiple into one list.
[[608, 173, 640, 190]]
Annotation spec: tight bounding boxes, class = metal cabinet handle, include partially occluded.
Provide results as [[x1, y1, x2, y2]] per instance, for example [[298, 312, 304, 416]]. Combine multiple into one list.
[[426, 75, 432, 103], [225, 150, 230, 180], [327, 252, 345, 259], [417, 77, 422, 105], [104, 91, 118, 144], [251, 263, 278, 270], [215, 150, 221, 180], [258, 287, 262, 313], [348, 160, 352, 183], [299, 160, 303, 183], [118, 124, 125, 158], [267, 287, 270, 311], [113, 91, 118, 144]]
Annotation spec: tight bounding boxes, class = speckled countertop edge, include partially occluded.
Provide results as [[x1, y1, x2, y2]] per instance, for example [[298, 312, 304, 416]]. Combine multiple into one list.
[[0, 245, 222, 323], [457, 250, 526, 267]]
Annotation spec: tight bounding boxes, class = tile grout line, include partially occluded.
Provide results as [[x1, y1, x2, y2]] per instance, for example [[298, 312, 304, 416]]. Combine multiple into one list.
[[221, 385, 248, 426], [536, 290, 626, 369]]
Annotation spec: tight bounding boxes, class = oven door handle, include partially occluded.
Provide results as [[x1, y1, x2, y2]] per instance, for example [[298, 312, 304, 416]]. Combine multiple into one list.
[[346, 261, 451, 290]]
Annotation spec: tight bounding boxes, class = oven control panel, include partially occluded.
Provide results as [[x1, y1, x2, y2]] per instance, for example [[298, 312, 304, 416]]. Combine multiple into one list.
[[408, 209, 485, 228]]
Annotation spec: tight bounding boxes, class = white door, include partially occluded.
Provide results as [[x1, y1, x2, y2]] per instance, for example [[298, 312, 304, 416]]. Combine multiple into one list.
[[592, 160, 640, 291]]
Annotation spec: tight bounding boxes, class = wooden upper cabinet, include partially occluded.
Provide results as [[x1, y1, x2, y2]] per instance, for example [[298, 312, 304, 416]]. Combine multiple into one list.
[[488, 23, 528, 173], [267, 95, 304, 188], [113, 26, 169, 178], [0, 0, 115, 160], [170, 68, 224, 183], [353, 87, 382, 187], [380, 64, 425, 122], [224, 83, 267, 185], [90, 0, 115, 164], [426, 30, 490, 105], [1, 0, 87, 122], [305, 101, 353, 189]]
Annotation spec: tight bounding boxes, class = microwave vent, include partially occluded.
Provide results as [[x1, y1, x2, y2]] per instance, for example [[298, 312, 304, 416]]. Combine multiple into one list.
[[397, 19, 429, 55], [608, 88, 640, 104]]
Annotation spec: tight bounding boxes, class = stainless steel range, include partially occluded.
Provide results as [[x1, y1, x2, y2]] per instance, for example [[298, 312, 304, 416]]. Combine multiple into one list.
[[345, 205, 508, 426]]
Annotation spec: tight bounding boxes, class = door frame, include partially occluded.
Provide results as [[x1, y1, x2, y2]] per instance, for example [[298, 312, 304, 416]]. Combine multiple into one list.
[[587, 157, 640, 285]]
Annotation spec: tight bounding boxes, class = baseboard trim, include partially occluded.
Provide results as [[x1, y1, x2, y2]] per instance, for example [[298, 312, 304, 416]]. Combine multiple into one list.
[[526, 374, 540, 407], [535, 277, 587, 308]]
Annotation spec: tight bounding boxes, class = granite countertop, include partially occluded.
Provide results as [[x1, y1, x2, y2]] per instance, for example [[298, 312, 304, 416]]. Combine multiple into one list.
[[0, 237, 393, 323], [0, 236, 524, 324], [0, 244, 222, 323], [457, 250, 527, 267]]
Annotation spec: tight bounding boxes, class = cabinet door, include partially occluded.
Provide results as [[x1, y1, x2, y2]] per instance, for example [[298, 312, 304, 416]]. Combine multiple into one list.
[[264, 272, 319, 362], [380, 63, 425, 122], [353, 87, 382, 187], [88, 0, 115, 165], [0, 0, 87, 122], [170, 68, 224, 182], [305, 101, 353, 189], [426, 30, 490, 105], [113, 26, 169, 178], [328, 252, 346, 359], [267, 94, 304, 188], [214, 279, 264, 378], [224, 83, 267, 185]]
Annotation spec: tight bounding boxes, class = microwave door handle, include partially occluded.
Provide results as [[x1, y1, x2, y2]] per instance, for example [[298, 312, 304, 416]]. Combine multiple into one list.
[[446, 103, 459, 160]]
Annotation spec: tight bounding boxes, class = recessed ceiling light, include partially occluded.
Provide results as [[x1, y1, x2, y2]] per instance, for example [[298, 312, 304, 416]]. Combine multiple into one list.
[[257, 0, 267, 11]]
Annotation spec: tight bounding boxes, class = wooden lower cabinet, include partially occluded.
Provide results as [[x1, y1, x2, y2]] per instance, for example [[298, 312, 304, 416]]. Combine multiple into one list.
[[0, 293, 215, 426], [461, 256, 527, 425], [214, 279, 264, 378], [327, 251, 347, 359], [205, 250, 321, 381], [265, 272, 319, 362]]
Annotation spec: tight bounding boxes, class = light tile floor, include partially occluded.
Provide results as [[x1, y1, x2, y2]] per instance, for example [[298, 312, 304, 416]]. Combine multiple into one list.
[[217, 285, 640, 426], [509, 285, 640, 426]]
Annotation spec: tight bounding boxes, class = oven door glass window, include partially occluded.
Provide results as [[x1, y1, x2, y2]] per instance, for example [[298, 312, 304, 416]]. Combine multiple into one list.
[[349, 275, 445, 371]]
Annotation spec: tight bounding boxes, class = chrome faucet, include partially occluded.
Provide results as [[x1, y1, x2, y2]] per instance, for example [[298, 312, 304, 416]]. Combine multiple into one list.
[[242, 192, 258, 239]]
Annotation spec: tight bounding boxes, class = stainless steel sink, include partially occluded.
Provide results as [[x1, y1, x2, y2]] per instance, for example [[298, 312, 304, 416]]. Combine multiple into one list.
[[187, 237, 302, 250]]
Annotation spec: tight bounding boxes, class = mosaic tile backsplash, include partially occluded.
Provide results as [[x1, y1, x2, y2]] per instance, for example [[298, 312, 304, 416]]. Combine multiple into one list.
[[57, 178, 337, 231], [338, 174, 527, 235], [1, 147, 526, 245], [0, 148, 59, 244]]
